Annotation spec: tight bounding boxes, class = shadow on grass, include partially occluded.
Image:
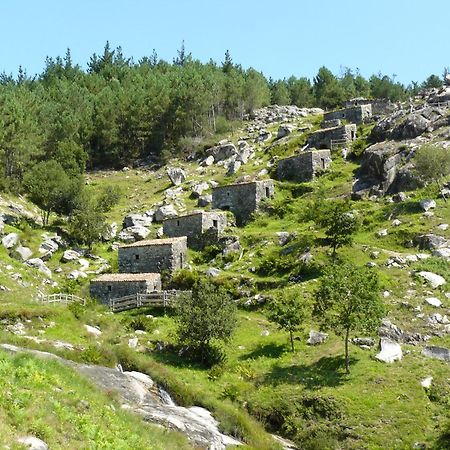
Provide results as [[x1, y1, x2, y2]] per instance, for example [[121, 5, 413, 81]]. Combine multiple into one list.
[[383, 201, 423, 216], [239, 343, 286, 360], [262, 355, 355, 389]]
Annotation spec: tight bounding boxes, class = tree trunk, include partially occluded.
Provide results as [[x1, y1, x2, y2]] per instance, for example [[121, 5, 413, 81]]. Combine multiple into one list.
[[289, 330, 294, 352], [345, 327, 350, 374]]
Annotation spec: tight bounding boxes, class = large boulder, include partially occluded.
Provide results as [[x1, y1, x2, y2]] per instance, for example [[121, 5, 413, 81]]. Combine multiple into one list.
[[167, 167, 187, 186], [414, 234, 448, 250], [422, 346, 450, 362], [205, 142, 238, 163], [375, 338, 403, 363], [26, 258, 52, 277], [417, 271, 446, 289], [419, 199, 436, 212], [17, 436, 48, 450], [191, 182, 210, 198], [307, 330, 328, 345], [13, 245, 32, 261], [123, 213, 153, 228], [121, 225, 150, 241], [2, 232, 19, 249], [61, 249, 82, 263], [154, 204, 177, 222], [39, 239, 59, 257], [277, 124, 294, 139]]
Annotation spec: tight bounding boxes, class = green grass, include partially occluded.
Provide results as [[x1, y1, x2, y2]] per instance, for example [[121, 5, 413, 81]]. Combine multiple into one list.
[[0, 350, 192, 449]]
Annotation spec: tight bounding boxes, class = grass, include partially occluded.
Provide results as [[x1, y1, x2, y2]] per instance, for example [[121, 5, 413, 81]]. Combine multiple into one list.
[[0, 349, 192, 449]]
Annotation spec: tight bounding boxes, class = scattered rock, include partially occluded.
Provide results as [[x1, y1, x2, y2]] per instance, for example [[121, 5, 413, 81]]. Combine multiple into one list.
[[277, 124, 294, 139], [307, 330, 328, 345], [154, 204, 177, 222], [61, 249, 82, 262], [123, 213, 153, 228], [84, 325, 102, 337], [375, 338, 402, 363], [17, 436, 48, 450], [352, 337, 375, 347], [2, 232, 19, 249], [419, 199, 436, 212], [167, 167, 187, 186], [197, 194, 212, 207], [417, 271, 446, 289], [379, 319, 403, 342], [414, 234, 448, 250], [421, 377, 433, 389], [13, 245, 32, 261], [261, 330, 270, 337], [206, 267, 221, 277], [392, 219, 402, 227], [201, 155, 215, 166], [128, 338, 139, 349], [67, 270, 88, 280], [422, 346, 450, 362], [425, 297, 442, 308], [191, 182, 209, 198], [377, 229, 388, 237], [26, 258, 51, 277]]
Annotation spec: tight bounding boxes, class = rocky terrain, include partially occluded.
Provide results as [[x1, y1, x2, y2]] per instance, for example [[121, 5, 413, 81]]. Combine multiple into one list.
[[1, 97, 449, 449]]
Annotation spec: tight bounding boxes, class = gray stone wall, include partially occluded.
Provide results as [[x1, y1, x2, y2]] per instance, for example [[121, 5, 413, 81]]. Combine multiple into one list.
[[323, 105, 372, 124], [321, 119, 341, 129], [275, 150, 332, 182], [90, 279, 161, 304], [118, 238, 187, 274], [163, 212, 227, 248], [307, 124, 357, 149], [212, 180, 274, 225]]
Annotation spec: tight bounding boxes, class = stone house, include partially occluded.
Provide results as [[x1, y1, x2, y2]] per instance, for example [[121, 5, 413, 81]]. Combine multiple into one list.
[[323, 104, 372, 124], [212, 180, 275, 225], [118, 237, 187, 274], [90, 273, 161, 304], [275, 149, 332, 182], [307, 124, 356, 149], [163, 211, 227, 249]]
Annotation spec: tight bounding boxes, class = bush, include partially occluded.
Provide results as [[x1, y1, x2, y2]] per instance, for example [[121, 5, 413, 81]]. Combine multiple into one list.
[[125, 316, 156, 333]]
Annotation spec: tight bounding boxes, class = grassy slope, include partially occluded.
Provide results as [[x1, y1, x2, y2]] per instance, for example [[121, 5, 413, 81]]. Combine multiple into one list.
[[1, 113, 450, 448]]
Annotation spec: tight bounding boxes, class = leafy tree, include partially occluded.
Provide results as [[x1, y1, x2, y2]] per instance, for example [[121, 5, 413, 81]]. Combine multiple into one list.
[[313, 66, 345, 109], [23, 160, 80, 225], [422, 74, 442, 89], [96, 185, 121, 212], [175, 278, 237, 365], [270, 79, 291, 105], [287, 76, 314, 107], [314, 263, 384, 373], [67, 192, 109, 249], [414, 145, 450, 201], [267, 289, 310, 352], [316, 200, 359, 257]]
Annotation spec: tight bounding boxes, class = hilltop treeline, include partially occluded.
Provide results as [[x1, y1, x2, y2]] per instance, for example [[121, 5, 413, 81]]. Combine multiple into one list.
[[0, 42, 443, 191]]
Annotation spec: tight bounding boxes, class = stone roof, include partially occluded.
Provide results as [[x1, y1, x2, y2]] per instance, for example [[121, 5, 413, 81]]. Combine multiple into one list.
[[165, 210, 225, 220], [92, 273, 161, 282], [120, 236, 187, 248], [213, 179, 273, 189]]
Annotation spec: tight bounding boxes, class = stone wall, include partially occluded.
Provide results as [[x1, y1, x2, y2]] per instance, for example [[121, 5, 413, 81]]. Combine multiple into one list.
[[163, 211, 227, 248], [275, 150, 332, 182], [212, 180, 274, 225], [118, 237, 187, 274], [323, 104, 372, 124], [90, 276, 161, 304], [307, 124, 357, 149]]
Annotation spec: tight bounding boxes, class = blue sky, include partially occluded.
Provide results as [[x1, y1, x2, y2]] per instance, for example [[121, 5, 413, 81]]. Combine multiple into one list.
[[0, 0, 448, 84]]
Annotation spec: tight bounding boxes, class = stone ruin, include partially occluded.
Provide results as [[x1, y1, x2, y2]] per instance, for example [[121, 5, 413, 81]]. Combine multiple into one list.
[[307, 123, 357, 149], [163, 211, 227, 250], [323, 104, 372, 125], [212, 179, 275, 225], [275, 149, 332, 182]]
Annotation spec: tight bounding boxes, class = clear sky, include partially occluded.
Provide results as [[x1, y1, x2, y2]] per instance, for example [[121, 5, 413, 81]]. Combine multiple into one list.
[[0, 0, 448, 84]]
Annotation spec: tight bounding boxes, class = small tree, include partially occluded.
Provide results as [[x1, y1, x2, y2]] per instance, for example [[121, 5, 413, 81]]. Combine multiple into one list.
[[316, 200, 359, 257], [23, 160, 81, 225], [175, 278, 236, 365], [267, 289, 310, 352], [414, 145, 450, 201], [313, 263, 384, 374]]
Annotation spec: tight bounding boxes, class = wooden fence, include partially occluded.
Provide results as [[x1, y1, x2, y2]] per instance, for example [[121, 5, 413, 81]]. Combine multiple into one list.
[[330, 138, 348, 150], [109, 290, 191, 313], [39, 293, 86, 306]]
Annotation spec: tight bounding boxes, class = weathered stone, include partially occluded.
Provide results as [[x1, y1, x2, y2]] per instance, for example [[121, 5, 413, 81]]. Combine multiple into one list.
[[414, 233, 448, 250], [222, 240, 241, 256], [2, 232, 19, 249], [124, 225, 151, 241], [417, 271, 446, 289], [39, 239, 59, 255], [307, 124, 356, 149], [379, 319, 403, 342], [422, 346, 450, 362], [191, 182, 209, 198], [377, 229, 388, 237], [102, 222, 118, 241], [352, 337, 375, 347], [26, 258, 52, 277], [433, 247, 450, 260], [421, 376, 433, 388], [61, 249, 82, 263], [13, 245, 32, 261], [17, 436, 48, 450], [123, 214, 153, 228], [84, 324, 102, 337], [226, 160, 241, 176], [67, 270, 88, 280], [323, 104, 372, 125], [205, 142, 238, 163], [277, 124, 294, 139], [375, 338, 402, 363], [197, 194, 212, 207], [206, 267, 221, 277], [275, 232, 292, 246], [392, 192, 407, 202], [425, 297, 442, 308], [167, 167, 186, 186], [307, 330, 328, 345], [154, 204, 177, 222], [201, 155, 215, 166], [419, 199, 436, 212]]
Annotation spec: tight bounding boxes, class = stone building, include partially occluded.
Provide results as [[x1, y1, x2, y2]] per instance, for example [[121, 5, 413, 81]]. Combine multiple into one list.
[[346, 98, 395, 116], [163, 211, 227, 249], [118, 237, 187, 274], [275, 149, 332, 182], [307, 124, 356, 149], [212, 179, 275, 225], [323, 104, 372, 124], [90, 273, 161, 304]]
